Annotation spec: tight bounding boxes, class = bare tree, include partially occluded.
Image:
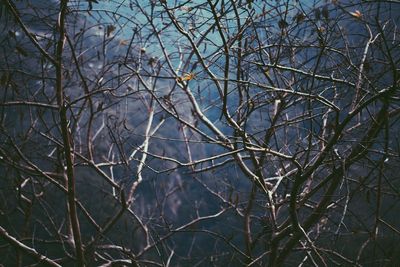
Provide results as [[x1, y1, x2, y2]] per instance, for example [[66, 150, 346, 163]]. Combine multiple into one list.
[[0, 0, 399, 266]]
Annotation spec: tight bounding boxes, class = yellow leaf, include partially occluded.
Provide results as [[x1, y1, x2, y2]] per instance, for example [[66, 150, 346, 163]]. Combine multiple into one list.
[[119, 39, 129, 46], [177, 72, 195, 82], [350, 10, 362, 19]]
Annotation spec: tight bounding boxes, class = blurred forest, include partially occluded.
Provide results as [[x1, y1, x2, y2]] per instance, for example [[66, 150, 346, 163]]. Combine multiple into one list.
[[0, 0, 399, 266]]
